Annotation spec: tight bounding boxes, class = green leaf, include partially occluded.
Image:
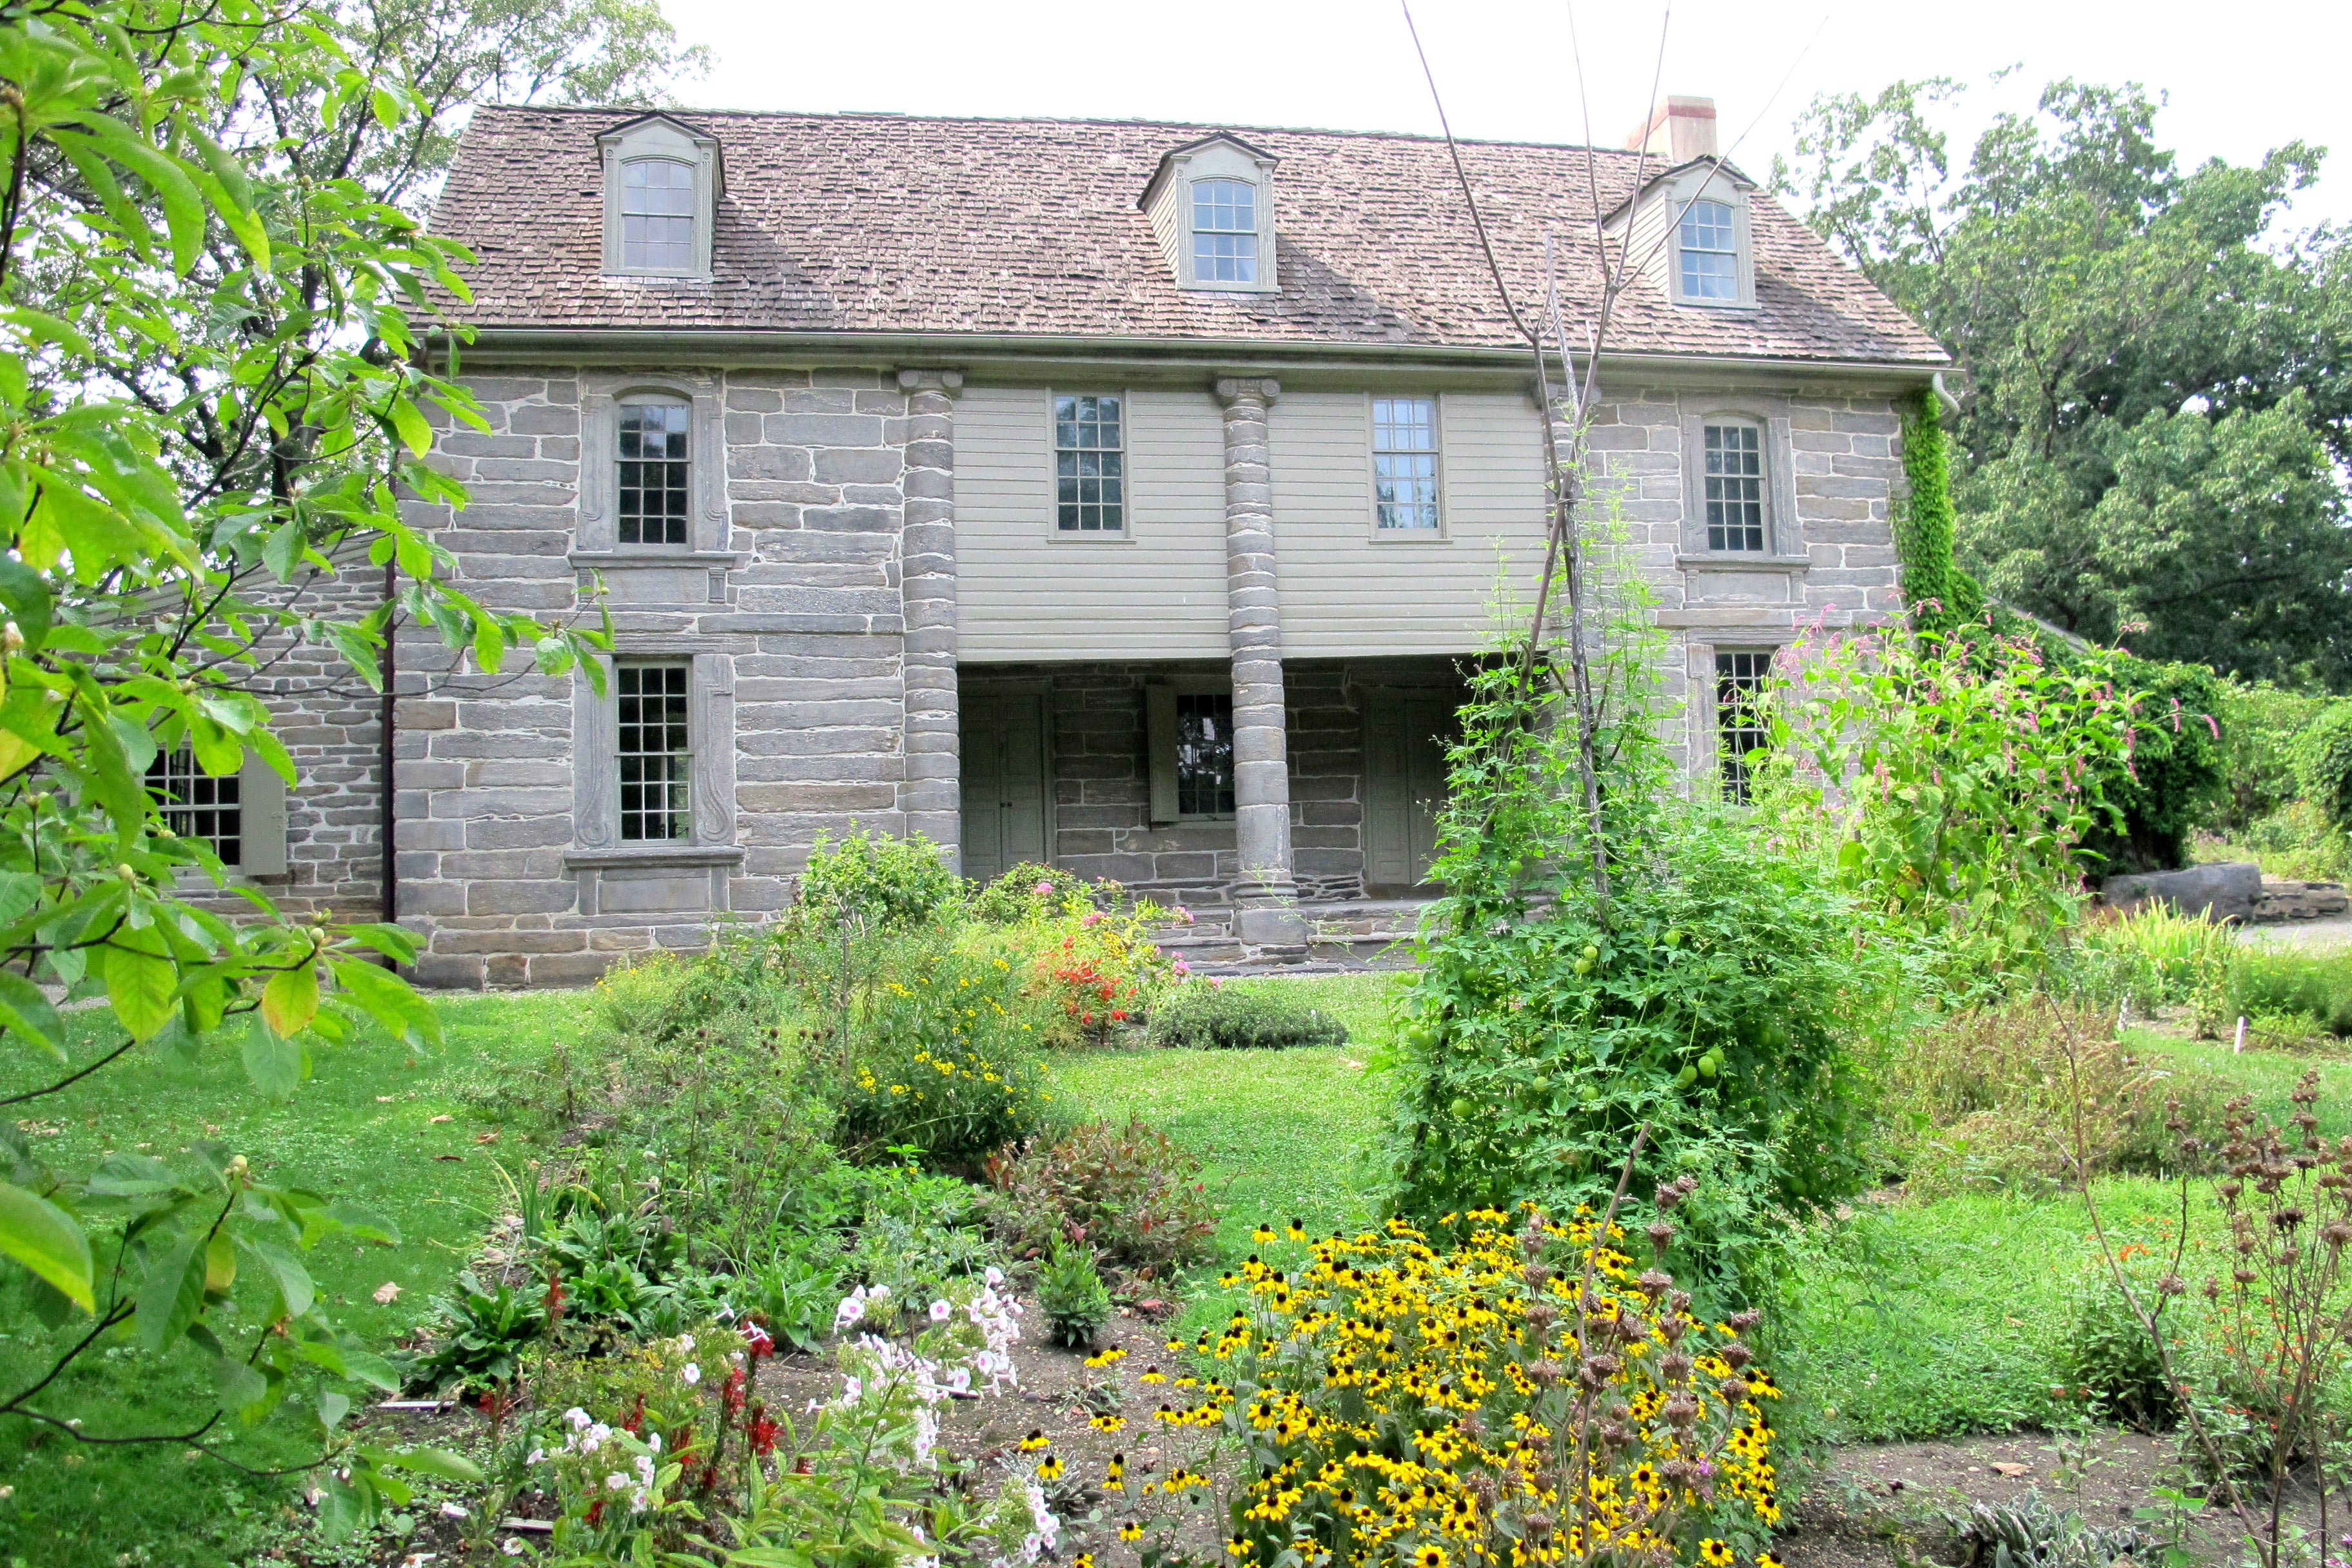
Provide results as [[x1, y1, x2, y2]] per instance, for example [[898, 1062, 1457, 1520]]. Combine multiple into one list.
[[215, 1353, 270, 1418], [240, 1021, 306, 1099], [259, 959, 319, 1039], [387, 395, 431, 456], [135, 1229, 206, 1350], [323, 1200, 401, 1246], [378, 1446, 484, 1484], [0, 970, 64, 1061], [317, 1389, 351, 1431], [0, 1182, 92, 1312], [86, 1152, 181, 1197], [330, 956, 437, 1045], [68, 114, 208, 275], [103, 925, 179, 1043]]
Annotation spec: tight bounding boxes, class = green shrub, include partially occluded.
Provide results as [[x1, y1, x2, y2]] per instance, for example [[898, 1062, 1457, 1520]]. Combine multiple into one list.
[[1145, 979, 1349, 1050], [2078, 654, 2227, 876], [1035, 1240, 1112, 1348], [2069, 903, 2235, 1012], [2236, 798, 2352, 882], [2223, 948, 2352, 1037], [981, 1117, 1216, 1274], [2214, 679, 2333, 834], [796, 827, 961, 930], [834, 939, 1058, 1163], [2295, 701, 2352, 832], [967, 861, 1099, 923], [835, 1165, 1007, 1331], [2063, 1272, 2179, 1429]]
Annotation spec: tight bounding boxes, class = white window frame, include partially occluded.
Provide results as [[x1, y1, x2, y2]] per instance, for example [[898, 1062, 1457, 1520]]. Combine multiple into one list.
[[1046, 389, 1134, 540], [597, 115, 721, 280], [1710, 646, 1776, 805], [1678, 199, 1740, 302], [1662, 167, 1756, 310], [1190, 177, 1261, 286], [1699, 418, 1769, 554], [1368, 393, 1444, 535], [151, 746, 288, 879]]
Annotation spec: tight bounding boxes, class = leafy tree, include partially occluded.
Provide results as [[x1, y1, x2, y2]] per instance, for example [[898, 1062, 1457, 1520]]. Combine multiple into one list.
[[0, 0, 637, 1531], [1776, 78, 2352, 685]]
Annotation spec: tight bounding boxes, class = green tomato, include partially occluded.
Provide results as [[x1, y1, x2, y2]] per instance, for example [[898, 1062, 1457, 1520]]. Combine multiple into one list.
[[1404, 1024, 1438, 1052], [1581, 944, 1600, 962], [1447, 1095, 1474, 1121], [1662, 928, 1683, 947], [1698, 1054, 1720, 1079], [1674, 1065, 1698, 1088], [1571, 957, 1592, 976]]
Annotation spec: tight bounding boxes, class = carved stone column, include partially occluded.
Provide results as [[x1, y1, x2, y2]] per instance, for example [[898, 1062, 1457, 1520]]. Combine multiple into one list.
[[897, 369, 964, 867], [1214, 376, 1304, 950]]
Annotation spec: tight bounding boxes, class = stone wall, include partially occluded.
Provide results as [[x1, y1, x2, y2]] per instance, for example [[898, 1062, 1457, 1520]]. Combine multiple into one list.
[[391, 366, 919, 988]]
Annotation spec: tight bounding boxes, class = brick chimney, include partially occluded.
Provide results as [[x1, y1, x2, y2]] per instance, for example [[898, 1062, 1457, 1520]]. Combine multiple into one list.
[[1624, 95, 1718, 164]]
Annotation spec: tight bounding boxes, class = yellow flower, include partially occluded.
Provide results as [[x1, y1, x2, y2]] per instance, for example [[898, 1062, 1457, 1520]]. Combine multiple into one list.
[[1019, 1429, 1049, 1451], [1119, 1522, 1144, 1542], [1759, 1555, 1785, 1568], [1700, 1540, 1735, 1567], [1415, 1547, 1448, 1568]]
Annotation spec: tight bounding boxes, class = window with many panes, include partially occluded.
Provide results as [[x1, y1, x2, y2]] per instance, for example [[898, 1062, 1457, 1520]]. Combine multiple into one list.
[[1714, 650, 1772, 804], [1191, 179, 1259, 284], [1702, 422, 1767, 552], [148, 748, 241, 866], [1679, 199, 1739, 301], [1175, 693, 1236, 817], [618, 400, 691, 546], [616, 663, 692, 841], [1373, 397, 1440, 530], [1054, 395, 1125, 532], [620, 158, 697, 272]]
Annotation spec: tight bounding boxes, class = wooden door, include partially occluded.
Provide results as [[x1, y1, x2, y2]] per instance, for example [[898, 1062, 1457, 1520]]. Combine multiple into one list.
[[960, 692, 1048, 883], [1364, 694, 1451, 892]]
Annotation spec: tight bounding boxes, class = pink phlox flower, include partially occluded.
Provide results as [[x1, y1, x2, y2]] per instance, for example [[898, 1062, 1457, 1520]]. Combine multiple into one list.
[[1034, 881, 1054, 896], [1082, 910, 1102, 926]]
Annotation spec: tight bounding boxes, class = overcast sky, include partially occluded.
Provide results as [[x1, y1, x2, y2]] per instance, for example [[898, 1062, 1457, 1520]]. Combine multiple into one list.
[[658, 0, 2350, 235]]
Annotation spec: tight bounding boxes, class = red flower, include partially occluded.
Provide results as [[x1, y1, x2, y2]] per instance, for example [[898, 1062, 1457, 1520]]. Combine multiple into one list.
[[747, 1401, 781, 1457], [743, 1322, 774, 1362]]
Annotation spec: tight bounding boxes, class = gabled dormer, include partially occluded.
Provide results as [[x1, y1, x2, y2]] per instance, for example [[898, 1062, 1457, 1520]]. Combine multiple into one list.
[[1605, 96, 1758, 311], [596, 112, 723, 280], [1139, 132, 1280, 294]]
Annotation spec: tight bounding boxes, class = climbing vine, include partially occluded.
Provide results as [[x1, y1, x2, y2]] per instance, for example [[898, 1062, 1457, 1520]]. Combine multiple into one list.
[[1896, 387, 1983, 626]]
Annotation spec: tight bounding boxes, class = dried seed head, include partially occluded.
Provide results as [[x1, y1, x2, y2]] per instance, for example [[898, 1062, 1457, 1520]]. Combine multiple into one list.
[[1637, 1269, 1674, 1295], [1728, 1309, 1762, 1333], [1660, 1351, 1693, 1381], [1663, 1393, 1700, 1427], [1647, 1220, 1676, 1250], [1721, 1342, 1754, 1368]]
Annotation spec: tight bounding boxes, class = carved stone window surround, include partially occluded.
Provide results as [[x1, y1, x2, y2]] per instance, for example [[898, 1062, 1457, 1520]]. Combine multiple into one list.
[[577, 372, 730, 557], [570, 650, 738, 861], [1678, 396, 1798, 559]]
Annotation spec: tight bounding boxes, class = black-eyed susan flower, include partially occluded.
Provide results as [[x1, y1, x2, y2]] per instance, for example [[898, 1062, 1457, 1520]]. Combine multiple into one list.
[[1286, 1219, 1307, 1240], [1700, 1540, 1735, 1567], [1035, 1453, 1064, 1480], [1414, 1546, 1449, 1568], [1019, 1429, 1049, 1451], [1072, 1556, 1095, 1568], [1758, 1554, 1785, 1568], [1090, 1413, 1126, 1432], [1119, 1521, 1144, 1542], [1252, 1223, 1277, 1244]]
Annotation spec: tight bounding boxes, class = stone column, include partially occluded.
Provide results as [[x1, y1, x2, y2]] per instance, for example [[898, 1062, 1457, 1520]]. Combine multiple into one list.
[[1214, 376, 1304, 950], [897, 369, 964, 867]]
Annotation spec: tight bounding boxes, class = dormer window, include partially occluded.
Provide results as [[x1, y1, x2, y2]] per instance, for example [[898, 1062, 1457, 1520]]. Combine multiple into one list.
[[1679, 199, 1739, 301], [1192, 179, 1259, 284], [621, 159, 698, 271], [596, 113, 722, 279], [1139, 132, 1280, 293]]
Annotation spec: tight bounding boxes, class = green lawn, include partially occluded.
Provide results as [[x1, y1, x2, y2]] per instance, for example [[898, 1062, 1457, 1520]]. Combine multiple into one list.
[[0, 994, 576, 1568]]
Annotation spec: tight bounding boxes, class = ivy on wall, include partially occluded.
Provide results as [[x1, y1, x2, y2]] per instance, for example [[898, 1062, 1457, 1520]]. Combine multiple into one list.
[[1895, 387, 1983, 627]]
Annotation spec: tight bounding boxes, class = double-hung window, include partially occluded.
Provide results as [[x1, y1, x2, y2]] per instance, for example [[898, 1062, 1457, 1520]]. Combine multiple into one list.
[[148, 748, 242, 866], [1703, 422, 1767, 552], [1054, 395, 1125, 533], [1372, 397, 1440, 531], [620, 158, 698, 272], [1714, 650, 1772, 804], [1175, 694, 1237, 817], [618, 399, 691, 546], [1191, 179, 1259, 284], [1679, 199, 1739, 301], [616, 663, 692, 842]]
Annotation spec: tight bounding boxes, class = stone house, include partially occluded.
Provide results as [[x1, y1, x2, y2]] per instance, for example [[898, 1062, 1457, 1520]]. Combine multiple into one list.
[[183, 96, 1947, 986]]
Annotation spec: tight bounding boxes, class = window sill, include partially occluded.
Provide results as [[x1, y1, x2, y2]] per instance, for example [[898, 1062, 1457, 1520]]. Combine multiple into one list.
[[1367, 528, 1449, 543], [569, 550, 745, 569], [1676, 553, 1812, 572], [565, 845, 744, 870], [1669, 296, 1759, 311]]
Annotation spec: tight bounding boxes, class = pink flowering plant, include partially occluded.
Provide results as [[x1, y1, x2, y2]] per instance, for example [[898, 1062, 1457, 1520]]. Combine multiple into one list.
[[1753, 612, 2140, 986]]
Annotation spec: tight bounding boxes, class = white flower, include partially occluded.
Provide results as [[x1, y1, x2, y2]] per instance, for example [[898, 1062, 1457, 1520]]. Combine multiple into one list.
[[680, 1362, 701, 1386], [868, 1283, 890, 1298], [647, 1431, 661, 1451], [606, 1471, 632, 1491], [563, 1407, 591, 1429], [984, 1266, 1004, 1286], [835, 1294, 865, 1328], [440, 1501, 470, 1519], [945, 1366, 971, 1393], [502, 1540, 525, 1557], [635, 1454, 655, 1483], [676, 1333, 696, 1354], [630, 1487, 650, 1514], [929, 1299, 952, 1322], [525, 1447, 545, 1465]]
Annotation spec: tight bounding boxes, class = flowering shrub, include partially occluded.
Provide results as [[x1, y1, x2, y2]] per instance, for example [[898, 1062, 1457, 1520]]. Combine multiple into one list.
[[1023, 890, 1182, 1048], [1098, 1199, 1783, 1568], [838, 943, 1058, 1161], [983, 1117, 1217, 1274]]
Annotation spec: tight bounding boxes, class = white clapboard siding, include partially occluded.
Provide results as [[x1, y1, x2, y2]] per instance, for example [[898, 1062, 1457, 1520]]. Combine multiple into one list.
[[1270, 391, 1547, 655], [957, 385, 1229, 660]]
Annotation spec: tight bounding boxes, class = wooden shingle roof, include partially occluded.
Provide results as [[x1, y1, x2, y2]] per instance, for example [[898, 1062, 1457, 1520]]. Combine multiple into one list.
[[431, 106, 1947, 367]]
